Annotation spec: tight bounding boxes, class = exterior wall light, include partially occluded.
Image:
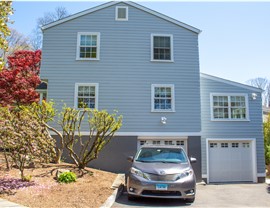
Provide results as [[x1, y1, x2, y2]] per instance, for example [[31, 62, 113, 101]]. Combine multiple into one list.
[[161, 117, 167, 124], [251, 93, 257, 100]]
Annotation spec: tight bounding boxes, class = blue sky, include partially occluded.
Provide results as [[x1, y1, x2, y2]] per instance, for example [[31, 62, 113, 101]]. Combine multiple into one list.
[[11, 1, 270, 84]]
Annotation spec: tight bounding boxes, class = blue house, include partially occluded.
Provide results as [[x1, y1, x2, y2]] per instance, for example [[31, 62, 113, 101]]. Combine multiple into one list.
[[40, 1, 265, 183]]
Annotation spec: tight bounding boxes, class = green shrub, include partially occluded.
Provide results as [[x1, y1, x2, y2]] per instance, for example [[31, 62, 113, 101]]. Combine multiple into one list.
[[58, 172, 77, 183], [22, 175, 32, 182]]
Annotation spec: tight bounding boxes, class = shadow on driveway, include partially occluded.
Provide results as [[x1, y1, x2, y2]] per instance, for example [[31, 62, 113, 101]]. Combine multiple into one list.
[[112, 183, 270, 208], [113, 187, 192, 208]]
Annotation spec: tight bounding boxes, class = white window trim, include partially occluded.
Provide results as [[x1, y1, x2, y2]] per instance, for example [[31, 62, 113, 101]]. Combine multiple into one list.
[[151, 84, 175, 112], [74, 83, 99, 109], [115, 6, 128, 21], [210, 93, 250, 121], [151, 34, 174, 62], [76, 32, 100, 61]]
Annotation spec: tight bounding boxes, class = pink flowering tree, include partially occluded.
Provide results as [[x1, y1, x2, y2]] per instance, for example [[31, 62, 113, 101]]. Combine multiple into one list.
[[0, 106, 56, 180]]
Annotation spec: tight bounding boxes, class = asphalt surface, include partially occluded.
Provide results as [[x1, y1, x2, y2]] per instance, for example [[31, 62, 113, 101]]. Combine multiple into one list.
[[112, 183, 270, 207]]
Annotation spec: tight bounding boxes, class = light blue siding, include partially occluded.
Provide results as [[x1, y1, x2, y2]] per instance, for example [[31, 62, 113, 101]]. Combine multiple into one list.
[[41, 2, 201, 133], [200, 76, 265, 175]]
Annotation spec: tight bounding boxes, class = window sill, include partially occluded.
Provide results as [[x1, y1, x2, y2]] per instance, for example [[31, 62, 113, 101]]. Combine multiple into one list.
[[76, 58, 99, 61], [115, 19, 128, 21], [210, 119, 250, 122], [151, 110, 175, 113], [150, 59, 174, 63]]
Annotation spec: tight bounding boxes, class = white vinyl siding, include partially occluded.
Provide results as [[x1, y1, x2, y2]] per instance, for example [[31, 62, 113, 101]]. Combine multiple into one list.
[[151, 34, 173, 62], [151, 84, 175, 112], [211, 94, 249, 121], [74, 83, 99, 109], [76, 32, 100, 60], [115, 6, 128, 21]]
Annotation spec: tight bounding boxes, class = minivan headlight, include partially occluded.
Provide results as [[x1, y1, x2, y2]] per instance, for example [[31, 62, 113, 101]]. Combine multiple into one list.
[[177, 169, 193, 180], [131, 167, 150, 180]]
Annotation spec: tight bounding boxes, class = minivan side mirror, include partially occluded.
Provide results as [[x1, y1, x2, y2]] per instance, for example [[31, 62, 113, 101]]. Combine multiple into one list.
[[190, 157, 197, 163], [127, 156, 134, 163]]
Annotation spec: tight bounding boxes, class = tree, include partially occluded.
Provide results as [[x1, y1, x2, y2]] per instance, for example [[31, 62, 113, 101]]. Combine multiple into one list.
[[0, 106, 56, 180], [27, 102, 122, 168], [264, 115, 270, 165], [29, 100, 64, 164], [5, 28, 32, 59], [0, 50, 41, 107], [247, 77, 270, 107], [30, 7, 69, 49], [0, 1, 14, 69], [58, 107, 122, 170]]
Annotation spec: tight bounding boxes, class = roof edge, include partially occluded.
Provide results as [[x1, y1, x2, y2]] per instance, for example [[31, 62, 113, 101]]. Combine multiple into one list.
[[42, 1, 201, 34], [200, 73, 263, 93]]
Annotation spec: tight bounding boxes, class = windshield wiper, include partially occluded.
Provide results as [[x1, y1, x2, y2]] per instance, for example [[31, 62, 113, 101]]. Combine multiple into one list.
[[135, 160, 155, 163], [155, 161, 181, 163]]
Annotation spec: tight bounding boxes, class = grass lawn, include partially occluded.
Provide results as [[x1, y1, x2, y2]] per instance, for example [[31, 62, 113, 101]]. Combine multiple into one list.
[[0, 153, 117, 208]]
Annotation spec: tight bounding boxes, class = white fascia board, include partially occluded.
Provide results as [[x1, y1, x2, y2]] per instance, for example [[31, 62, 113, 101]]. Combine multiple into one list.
[[126, 1, 201, 34], [42, 1, 201, 34], [201, 73, 263, 93]]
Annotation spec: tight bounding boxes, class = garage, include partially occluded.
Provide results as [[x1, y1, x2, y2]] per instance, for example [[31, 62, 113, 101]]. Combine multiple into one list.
[[208, 140, 255, 183], [137, 137, 187, 152]]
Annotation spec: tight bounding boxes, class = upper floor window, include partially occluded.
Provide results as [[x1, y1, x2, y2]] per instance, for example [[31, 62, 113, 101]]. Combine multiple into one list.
[[151, 34, 173, 62], [76, 32, 100, 60], [115, 6, 128, 21], [151, 84, 175, 112], [211, 94, 248, 121], [75, 83, 99, 109]]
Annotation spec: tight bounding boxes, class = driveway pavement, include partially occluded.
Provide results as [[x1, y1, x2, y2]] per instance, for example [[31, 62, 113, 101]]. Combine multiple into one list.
[[112, 183, 270, 207]]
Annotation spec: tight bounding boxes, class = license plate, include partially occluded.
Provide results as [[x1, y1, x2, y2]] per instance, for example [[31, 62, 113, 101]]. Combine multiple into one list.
[[156, 184, 168, 190]]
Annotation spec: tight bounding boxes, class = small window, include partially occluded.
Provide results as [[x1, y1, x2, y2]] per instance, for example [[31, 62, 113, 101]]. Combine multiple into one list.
[[151, 84, 175, 112], [116, 6, 128, 21], [152, 141, 160, 145], [232, 143, 239, 148], [243, 142, 250, 148], [76, 32, 100, 60], [75, 83, 98, 109], [176, 141, 184, 146], [221, 143, 228, 148], [151, 34, 173, 62], [165, 141, 173, 145], [210, 143, 218, 148], [140, 140, 146, 146]]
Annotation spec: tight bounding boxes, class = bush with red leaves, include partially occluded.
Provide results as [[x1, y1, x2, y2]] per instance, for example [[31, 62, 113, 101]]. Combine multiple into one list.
[[0, 50, 42, 107]]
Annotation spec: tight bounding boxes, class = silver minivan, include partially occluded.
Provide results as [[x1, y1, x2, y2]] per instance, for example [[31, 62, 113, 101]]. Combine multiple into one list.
[[127, 146, 196, 203]]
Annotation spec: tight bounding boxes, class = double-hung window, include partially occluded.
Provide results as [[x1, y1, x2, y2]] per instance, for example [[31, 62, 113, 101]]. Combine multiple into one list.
[[75, 83, 98, 109], [151, 34, 173, 62], [211, 94, 248, 120], [76, 32, 100, 60], [151, 84, 175, 112]]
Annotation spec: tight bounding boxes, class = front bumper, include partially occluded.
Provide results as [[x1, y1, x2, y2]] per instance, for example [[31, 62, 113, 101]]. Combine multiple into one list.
[[127, 173, 196, 199]]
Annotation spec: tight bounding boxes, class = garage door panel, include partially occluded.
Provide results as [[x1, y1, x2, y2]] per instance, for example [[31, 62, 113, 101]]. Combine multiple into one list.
[[209, 141, 253, 183]]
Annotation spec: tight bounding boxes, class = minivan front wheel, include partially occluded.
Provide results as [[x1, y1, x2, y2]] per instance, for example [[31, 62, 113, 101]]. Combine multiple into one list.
[[185, 198, 195, 203], [127, 194, 136, 201]]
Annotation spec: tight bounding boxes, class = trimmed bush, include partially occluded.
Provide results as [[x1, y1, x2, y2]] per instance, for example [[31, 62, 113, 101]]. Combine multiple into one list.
[[57, 172, 77, 183]]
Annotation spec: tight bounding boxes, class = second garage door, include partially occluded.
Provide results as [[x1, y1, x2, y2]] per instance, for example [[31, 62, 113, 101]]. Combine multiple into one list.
[[208, 140, 254, 183]]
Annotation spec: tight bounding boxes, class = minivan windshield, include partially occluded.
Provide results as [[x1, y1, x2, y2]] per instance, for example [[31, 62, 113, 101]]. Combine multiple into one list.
[[135, 147, 188, 163]]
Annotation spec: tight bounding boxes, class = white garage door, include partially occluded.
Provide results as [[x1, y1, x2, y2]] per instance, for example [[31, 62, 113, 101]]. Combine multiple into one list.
[[209, 141, 253, 183]]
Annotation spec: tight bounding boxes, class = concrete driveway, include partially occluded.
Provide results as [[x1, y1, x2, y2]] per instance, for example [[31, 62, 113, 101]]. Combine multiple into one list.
[[112, 183, 270, 207]]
